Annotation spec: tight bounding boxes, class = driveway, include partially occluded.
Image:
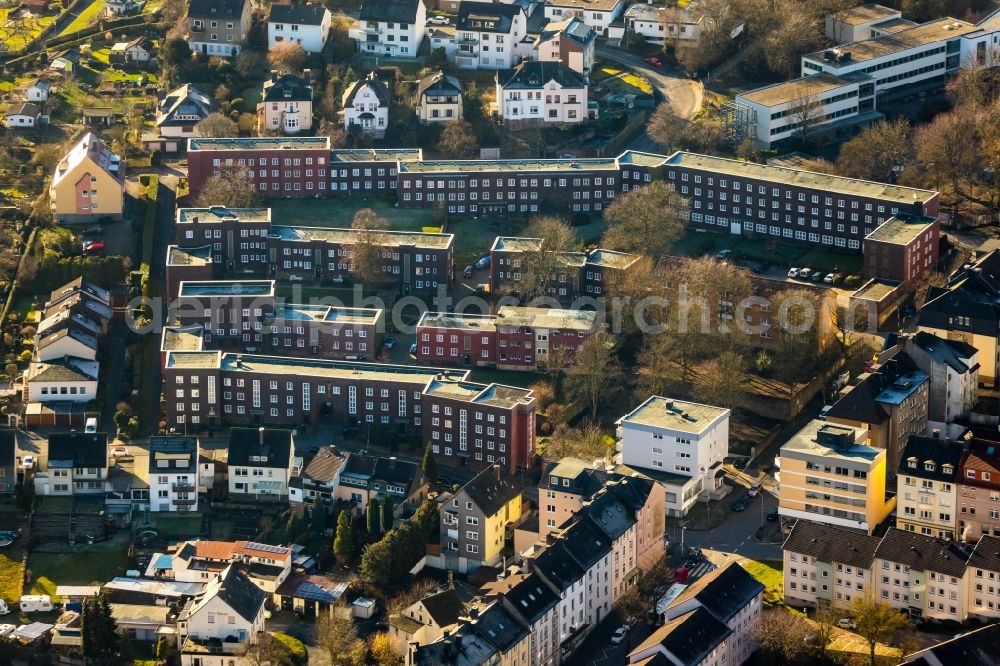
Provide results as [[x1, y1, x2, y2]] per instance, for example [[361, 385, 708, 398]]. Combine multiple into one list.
[[595, 45, 704, 120], [674, 489, 781, 561]]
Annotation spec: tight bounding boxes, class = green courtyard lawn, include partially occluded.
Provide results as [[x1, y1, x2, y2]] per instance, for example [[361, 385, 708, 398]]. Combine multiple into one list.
[[0, 541, 26, 604], [152, 513, 204, 539], [27, 535, 131, 600], [742, 558, 783, 604], [468, 367, 546, 388], [669, 230, 863, 275]]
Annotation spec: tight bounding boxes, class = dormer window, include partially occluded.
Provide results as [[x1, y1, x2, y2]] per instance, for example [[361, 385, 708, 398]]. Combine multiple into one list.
[[943, 464, 954, 475], [907, 458, 917, 469], [550, 476, 558, 486], [924, 461, 936, 473]]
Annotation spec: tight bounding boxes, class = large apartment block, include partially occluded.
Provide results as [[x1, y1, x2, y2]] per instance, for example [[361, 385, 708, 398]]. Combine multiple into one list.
[[863, 213, 940, 286], [415, 306, 600, 370], [162, 353, 535, 473], [187, 137, 332, 198]]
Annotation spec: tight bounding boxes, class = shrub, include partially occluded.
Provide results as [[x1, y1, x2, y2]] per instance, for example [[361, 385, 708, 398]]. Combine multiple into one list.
[[272, 633, 307, 666]]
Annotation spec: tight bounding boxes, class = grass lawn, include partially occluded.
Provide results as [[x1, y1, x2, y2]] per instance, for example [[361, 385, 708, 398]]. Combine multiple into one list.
[[595, 67, 653, 95], [743, 559, 783, 604], [28, 538, 131, 600], [60, 0, 106, 36], [669, 230, 863, 274], [468, 367, 546, 387], [0, 9, 55, 51], [268, 197, 435, 231], [152, 513, 204, 538], [0, 542, 26, 603], [35, 496, 73, 512]]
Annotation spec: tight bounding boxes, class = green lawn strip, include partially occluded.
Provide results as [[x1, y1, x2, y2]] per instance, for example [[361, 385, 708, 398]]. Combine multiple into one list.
[[468, 367, 545, 387], [152, 513, 204, 538], [60, 0, 107, 36], [743, 558, 783, 603], [0, 542, 26, 603], [28, 543, 130, 601]]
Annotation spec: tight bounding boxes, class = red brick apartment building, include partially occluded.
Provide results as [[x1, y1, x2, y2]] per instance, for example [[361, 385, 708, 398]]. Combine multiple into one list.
[[186, 137, 332, 197], [862, 214, 940, 286], [167, 279, 384, 359], [161, 351, 535, 472], [415, 306, 600, 370], [489, 237, 640, 300], [174, 207, 272, 276], [166, 246, 215, 299]]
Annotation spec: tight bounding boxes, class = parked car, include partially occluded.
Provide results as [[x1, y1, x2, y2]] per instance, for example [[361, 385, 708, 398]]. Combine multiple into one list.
[[111, 446, 132, 460], [84, 225, 104, 236], [83, 241, 105, 254], [798, 268, 812, 280], [610, 624, 630, 645], [644, 56, 663, 67], [409, 342, 418, 356], [787, 267, 800, 278], [732, 495, 750, 512], [463, 265, 473, 278], [824, 272, 837, 284], [474, 256, 490, 270], [85, 417, 97, 433], [427, 15, 450, 24], [751, 261, 768, 273], [715, 249, 733, 261], [748, 481, 762, 497], [21, 456, 33, 470], [837, 618, 857, 630], [766, 508, 779, 522], [384, 335, 397, 349]]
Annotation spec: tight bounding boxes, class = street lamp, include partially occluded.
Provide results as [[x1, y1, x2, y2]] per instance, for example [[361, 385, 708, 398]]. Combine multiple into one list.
[[760, 492, 765, 529], [680, 526, 686, 556]]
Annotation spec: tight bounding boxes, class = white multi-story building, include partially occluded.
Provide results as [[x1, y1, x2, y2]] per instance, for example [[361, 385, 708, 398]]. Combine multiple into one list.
[[825, 3, 904, 43], [623, 3, 704, 44], [351, 0, 426, 58], [783, 520, 882, 610], [23, 358, 98, 404], [453, 1, 528, 70], [628, 562, 764, 666], [227, 428, 297, 498], [267, 3, 331, 53], [543, 0, 624, 36], [496, 61, 589, 126], [177, 566, 266, 657], [341, 73, 390, 138], [735, 71, 880, 149], [617, 396, 729, 516], [800, 16, 1000, 104], [148, 436, 200, 513], [905, 332, 979, 425]]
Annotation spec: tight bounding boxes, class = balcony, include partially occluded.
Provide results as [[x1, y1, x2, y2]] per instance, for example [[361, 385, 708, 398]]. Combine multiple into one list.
[[447, 528, 459, 540], [173, 482, 195, 492], [189, 24, 205, 33], [174, 498, 196, 506]]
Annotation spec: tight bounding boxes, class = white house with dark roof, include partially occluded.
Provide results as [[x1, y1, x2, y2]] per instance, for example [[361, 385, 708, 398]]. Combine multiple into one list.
[[453, 1, 528, 69], [341, 72, 389, 137], [227, 428, 297, 498], [532, 17, 596, 75], [177, 565, 267, 656], [148, 436, 200, 513], [414, 72, 463, 123], [4, 102, 41, 128], [288, 445, 347, 507], [267, 3, 331, 53], [496, 61, 589, 125], [25, 79, 52, 102], [156, 84, 213, 138], [350, 0, 426, 58], [23, 358, 99, 404], [257, 73, 313, 134], [35, 327, 98, 362], [542, 0, 624, 36], [905, 331, 979, 425]]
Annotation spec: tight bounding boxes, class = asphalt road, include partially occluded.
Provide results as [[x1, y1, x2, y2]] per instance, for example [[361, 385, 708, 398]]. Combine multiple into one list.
[[674, 488, 782, 561], [595, 46, 704, 121]]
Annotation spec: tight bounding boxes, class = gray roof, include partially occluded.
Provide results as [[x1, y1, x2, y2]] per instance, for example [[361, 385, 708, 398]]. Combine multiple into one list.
[[416, 72, 462, 99], [188, 0, 246, 19], [499, 61, 587, 90], [459, 464, 521, 517], [157, 84, 212, 128], [458, 1, 523, 33], [910, 331, 978, 374], [684, 562, 764, 623], [48, 432, 108, 468], [6, 102, 40, 117], [268, 3, 328, 25], [655, 607, 732, 666], [563, 518, 612, 569], [475, 603, 528, 652], [360, 0, 421, 23], [148, 436, 198, 475], [898, 435, 966, 481], [532, 540, 584, 591], [262, 74, 313, 103], [420, 588, 466, 627], [873, 528, 971, 578], [583, 491, 634, 540], [227, 428, 292, 469], [902, 622, 1000, 665], [210, 566, 266, 623], [343, 73, 389, 107], [503, 572, 558, 623], [967, 535, 1000, 574], [782, 520, 881, 569]]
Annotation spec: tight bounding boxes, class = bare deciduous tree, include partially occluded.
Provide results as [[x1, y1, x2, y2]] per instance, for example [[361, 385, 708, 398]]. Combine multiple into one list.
[[603, 182, 687, 257], [267, 42, 308, 76], [349, 208, 389, 286], [195, 112, 239, 138], [195, 166, 260, 208], [565, 333, 623, 423]]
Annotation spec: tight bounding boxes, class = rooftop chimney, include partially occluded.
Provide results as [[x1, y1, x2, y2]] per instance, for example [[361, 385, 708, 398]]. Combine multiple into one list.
[[932, 429, 940, 439]]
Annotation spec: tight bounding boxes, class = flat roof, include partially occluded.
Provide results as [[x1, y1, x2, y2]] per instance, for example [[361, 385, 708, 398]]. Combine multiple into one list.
[[872, 17, 918, 34], [618, 396, 728, 435], [617, 150, 670, 167], [399, 157, 620, 174], [666, 152, 938, 204], [739, 72, 870, 107], [177, 281, 275, 297], [491, 237, 543, 253], [497, 306, 598, 331], [418, 311, 498, 332], [188, 137, 331, 151], [781, 419, 877, 462], [546, 0, 621, 10], [270, 225, 454, 249], [166, 351, 470, 386], [176, 207, 271, 224], [330, 149, 423, 163], [269, 304, 382, 325], [864, 214, 936, 245], [162, 326, 205, 352], [804, 18, 979, 65], [850, 278, 901, 303], [167, 245, 213, 266], [587, 249, 639, 269], [834, 3, 899, 26]]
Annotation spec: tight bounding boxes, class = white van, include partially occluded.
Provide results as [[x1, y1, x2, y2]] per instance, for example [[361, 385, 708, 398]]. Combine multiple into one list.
[[0, 600, 8, 615], [85, 417, 97, 433], [19, 595, 53, 613]]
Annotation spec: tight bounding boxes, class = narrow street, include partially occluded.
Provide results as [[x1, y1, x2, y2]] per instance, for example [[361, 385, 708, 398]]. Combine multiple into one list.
[[595, 45, 704, 120]]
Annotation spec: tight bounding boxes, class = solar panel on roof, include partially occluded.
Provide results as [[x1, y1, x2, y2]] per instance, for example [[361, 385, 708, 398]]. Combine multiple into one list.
[[244, 542, 288, 554]]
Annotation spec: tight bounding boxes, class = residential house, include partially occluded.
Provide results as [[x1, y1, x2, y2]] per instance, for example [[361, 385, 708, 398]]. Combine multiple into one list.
[[34, 327, 98, 362], [25, 80, 52, 102], [897, 434, 964, 540], [227, 428, 296, 499], [390, 586, 467, 653], [453, 1, 528, 70], [155, 539, 292, 593], [156, 84, 213, 138], [177, 566, 267, 659], [187, 0, 252, 57], [23, 357, 99, 404], [34, 432, 108, 497], [4, 102, 41, 129], [532, 17, 595, 75], [542, 0, 624, 36], [268, 3, 331, 53], [42, 278, 113, 329], [0, 430, 14, 495], [351, 0, 426, 58], [498, 572, 560, 666], [534, 457, 610, 542], [782, 520, 883, 610], [333, 453, 428, 518], [918, 249, 1000, 388], [408, 599, 530, 666], [341, 72, 389, 137], [148, 436, 200, 513], [288, 445, 347, 508], [440, 464, 522, 571], [957, 431, 1000, 541], [109, 37, 153, 65], [873, 528, 971, 622], [905, 331, 979, 425], [624, 3, 705, 44], [496, 61, 589, 126], [824, 342, 929, 471], [414, 72, 463, 124], [963, 535, 1000, 622], [257, 73, 313, 134], [272, 574, 347, 618], [616, 396, 730, 517], [427, 25, 458, 60], [105, 0, 131, 17], [49, 132, 125, 221], [900, 623, 1000, 664], [777, 419, 895, 535], [628, 562, 764, 666]]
